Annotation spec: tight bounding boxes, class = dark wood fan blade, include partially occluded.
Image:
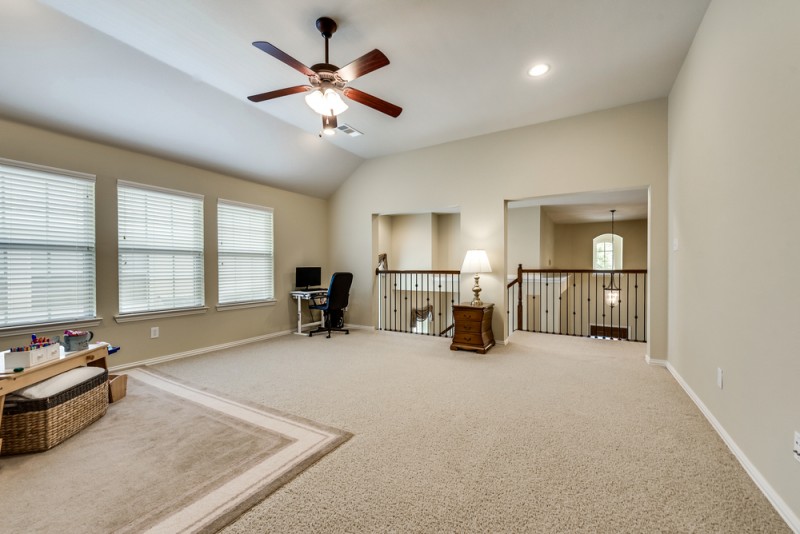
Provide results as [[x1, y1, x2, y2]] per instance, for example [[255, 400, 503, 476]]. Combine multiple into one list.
[[343, 87, 402, 118], [248, 85, 312, 103], [336, 49, 390, 82], [252, 41, 315, 77]]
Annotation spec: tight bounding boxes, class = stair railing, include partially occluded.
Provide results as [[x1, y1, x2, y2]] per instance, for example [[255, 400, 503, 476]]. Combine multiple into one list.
[[375, 269, 461, 337], [507, 265, 647, 342]]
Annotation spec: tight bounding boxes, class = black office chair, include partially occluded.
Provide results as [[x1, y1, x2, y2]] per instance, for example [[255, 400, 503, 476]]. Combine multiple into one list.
[[308, 272, 353, 338]]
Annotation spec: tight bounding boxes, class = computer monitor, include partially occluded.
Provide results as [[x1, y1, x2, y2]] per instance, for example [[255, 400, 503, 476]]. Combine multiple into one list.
[[295, 267, 322, 290]]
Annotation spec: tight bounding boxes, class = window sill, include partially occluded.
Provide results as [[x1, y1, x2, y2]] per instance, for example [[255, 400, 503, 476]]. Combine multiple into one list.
[[216, 299, 277, 312], [114, 307, 208, 324], [0, 317, 103, 338]]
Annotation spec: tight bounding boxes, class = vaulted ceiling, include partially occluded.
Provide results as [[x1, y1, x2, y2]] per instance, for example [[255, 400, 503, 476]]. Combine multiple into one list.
[[0, 0, 709, 198]]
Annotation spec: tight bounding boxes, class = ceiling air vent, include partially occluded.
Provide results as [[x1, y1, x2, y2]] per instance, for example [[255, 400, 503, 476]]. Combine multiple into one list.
[[336, 123, 363, 137]]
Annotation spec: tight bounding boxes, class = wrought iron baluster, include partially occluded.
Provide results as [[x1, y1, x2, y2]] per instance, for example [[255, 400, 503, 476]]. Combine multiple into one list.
[[426, 273, 431, 335], [626, 272, 630, 340]]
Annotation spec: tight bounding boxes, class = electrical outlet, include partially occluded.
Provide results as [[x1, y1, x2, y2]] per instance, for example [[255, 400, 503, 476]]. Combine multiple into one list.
[[793, 431, 800, 464], [716, 367, 723, 389], [150, 326, 159, 339]]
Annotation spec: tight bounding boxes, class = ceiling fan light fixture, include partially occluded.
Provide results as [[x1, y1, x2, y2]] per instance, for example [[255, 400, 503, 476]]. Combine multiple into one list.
[[305, 87, 348, 116], [528, 63, 551, 77], [322, 114, 338, 135]]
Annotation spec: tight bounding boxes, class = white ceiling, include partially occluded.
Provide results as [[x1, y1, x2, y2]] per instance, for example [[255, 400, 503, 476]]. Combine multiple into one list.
[[0, 0, 709, 199]]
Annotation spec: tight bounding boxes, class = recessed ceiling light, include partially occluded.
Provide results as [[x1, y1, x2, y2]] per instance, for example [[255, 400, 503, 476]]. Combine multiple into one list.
[[528, 63, 550, 77]]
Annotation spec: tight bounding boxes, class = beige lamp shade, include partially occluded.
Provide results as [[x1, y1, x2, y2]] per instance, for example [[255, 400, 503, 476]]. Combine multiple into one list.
[[461, 250, 491, 306], [461, 249, 492, 274]]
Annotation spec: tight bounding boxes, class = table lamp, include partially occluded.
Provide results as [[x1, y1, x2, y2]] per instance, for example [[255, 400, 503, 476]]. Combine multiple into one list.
[[461, 249, 492, 306]]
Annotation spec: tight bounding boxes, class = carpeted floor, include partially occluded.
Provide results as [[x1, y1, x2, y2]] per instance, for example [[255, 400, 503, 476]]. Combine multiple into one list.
[[155, 329, 790, 533], [0, 367, 350, 533]]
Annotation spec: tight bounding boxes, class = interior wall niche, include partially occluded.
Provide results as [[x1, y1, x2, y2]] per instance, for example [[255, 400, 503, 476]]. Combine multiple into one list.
[[375, 212, 461, 271]]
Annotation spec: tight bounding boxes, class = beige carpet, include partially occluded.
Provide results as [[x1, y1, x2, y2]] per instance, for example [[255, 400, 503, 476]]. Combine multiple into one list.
[[0, 367, 350, 533], [153, 330, 790, 533]]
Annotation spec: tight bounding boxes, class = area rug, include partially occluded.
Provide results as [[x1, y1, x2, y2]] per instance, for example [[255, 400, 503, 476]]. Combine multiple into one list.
[[0, 367, 352, 533]]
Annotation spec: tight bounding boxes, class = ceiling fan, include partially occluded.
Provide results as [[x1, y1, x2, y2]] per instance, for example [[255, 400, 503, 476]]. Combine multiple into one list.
[[247, 17, 402, 134]]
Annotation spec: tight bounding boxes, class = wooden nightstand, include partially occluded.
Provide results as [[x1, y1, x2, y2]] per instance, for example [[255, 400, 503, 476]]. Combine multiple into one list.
[[450, 303, 495, 354]]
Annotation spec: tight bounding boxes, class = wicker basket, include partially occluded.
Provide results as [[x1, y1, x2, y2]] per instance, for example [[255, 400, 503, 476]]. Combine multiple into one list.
[[1, 369, 109, 455]]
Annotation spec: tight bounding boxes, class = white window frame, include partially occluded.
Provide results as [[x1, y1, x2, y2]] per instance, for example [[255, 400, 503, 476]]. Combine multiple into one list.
[[116, 180, 206, 321], [217, 199, 275, 309], [593, 233, 623, 270], [0, 158, 98, 334]]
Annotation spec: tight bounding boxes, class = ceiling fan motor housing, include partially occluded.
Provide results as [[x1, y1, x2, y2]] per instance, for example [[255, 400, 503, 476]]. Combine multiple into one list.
[[315, 17, 337, 39], [309, 69, 346, 91]]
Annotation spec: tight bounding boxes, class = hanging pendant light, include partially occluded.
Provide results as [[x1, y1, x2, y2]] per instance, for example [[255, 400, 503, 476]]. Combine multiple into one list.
[[604, 209, 621, 308]]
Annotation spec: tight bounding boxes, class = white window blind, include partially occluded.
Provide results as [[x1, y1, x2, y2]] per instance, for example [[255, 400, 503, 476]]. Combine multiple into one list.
[[0, 159, 96, 328], [218, 200, 274, 305], [118, 181, 204, 314]]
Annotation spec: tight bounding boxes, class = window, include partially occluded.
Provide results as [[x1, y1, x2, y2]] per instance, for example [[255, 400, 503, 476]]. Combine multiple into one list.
[[217, 200, 274, 305], [0, 159, 96, 329], [593, 233, 623, 270], [117, 181, 204, 315]]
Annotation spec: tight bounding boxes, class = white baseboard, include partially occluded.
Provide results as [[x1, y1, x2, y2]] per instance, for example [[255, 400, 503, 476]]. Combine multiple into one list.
[[665, 362, 800, 533], [645, 354, 668, 367], [109, 330, 293, 372], [110, 324, 375, 372]]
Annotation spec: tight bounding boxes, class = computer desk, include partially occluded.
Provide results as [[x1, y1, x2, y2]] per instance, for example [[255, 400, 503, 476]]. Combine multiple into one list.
[[290, 289, 328, 335]]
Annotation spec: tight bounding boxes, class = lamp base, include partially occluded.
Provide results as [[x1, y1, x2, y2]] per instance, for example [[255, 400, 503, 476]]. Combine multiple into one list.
[[471, 273, 483, 306]]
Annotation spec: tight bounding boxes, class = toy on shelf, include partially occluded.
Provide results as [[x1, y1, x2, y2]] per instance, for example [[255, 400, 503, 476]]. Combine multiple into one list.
[[63, 330, 94, 352], [3, 334, 61, 370]]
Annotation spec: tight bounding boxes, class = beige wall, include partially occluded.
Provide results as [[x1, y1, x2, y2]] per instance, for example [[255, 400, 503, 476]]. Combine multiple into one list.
[[389, 214, 433, 270], [0, 118, 328, 368], [0, 99, 670, 363], [539, 209, 556, 269], [329, 99, 668, 356], [668, 0, 800, 524], [435, 213, 461, 270], [507, 206, 541, 275], [554, 219, 647, 270], [376, 215, 393, 267]]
